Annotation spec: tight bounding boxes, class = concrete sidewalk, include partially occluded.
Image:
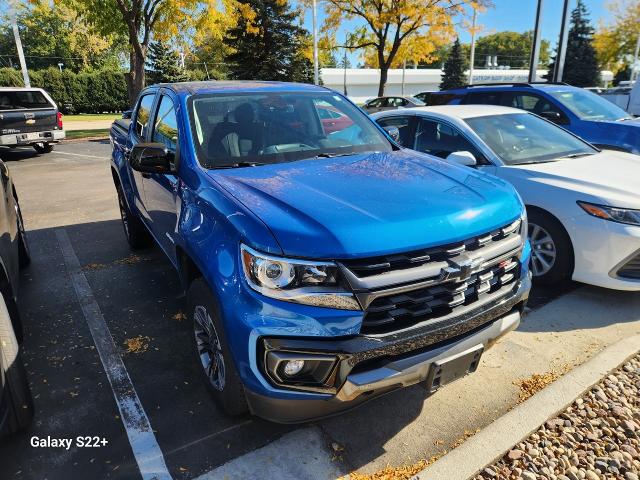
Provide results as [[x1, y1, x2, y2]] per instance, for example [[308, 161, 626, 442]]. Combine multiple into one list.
[[64, 119, 114, 131]]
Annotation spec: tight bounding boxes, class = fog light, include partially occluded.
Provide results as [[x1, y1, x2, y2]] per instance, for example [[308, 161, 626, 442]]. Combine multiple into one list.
[[283, 359, 305, 376]]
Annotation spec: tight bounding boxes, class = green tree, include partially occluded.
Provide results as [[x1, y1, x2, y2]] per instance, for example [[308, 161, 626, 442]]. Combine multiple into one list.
[[147, 40, 189, 84], [0, 2, 123, 72], [224, 0, 312, 82], [548, 0, 600, 87], [440, 37, 467, 90], [474, 31, 550, 69]]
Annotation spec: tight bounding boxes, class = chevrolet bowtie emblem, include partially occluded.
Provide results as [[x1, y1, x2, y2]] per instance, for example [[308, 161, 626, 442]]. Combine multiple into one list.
[[440, 256, 485, 283]]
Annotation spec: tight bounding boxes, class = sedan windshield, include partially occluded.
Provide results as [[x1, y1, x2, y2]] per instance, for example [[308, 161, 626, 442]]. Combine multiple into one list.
[[188, 92, 392, 168], [548, 89, 631, 122], [465, 112, 597, 165]]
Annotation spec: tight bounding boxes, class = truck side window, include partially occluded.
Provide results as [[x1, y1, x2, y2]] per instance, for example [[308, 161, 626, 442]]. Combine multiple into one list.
[[152, 96, 178, 169], [415, 118, 487, 163], [135, 94, 155, 139]]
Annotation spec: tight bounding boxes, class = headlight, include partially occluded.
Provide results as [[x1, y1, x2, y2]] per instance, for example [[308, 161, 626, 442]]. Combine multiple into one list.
[[577, 201, 640, 227], [240, 244, 361, 310]]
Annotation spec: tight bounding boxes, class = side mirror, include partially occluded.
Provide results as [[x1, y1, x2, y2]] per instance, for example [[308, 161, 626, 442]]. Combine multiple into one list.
[[539, 111, 566, 124], [122, 110, 132, 120], [130, 143, 173, 174], [382, 125, 401, 143], [446, 151, 477, 167]]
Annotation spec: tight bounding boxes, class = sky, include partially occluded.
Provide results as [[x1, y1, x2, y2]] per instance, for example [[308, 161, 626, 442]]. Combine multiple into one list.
[[300, 0, 614, 65]]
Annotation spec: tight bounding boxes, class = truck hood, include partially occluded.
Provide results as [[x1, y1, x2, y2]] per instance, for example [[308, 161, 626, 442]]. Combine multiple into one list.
[[504, 150, 640, 209], [207, 150, 522, 259]]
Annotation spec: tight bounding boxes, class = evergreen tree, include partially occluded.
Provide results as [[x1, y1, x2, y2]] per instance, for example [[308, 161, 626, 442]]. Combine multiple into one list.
[[547, 1, 600, 87], [440, 38, 467, 91], [147, 41, 189, 84], [224, 0, 313, 82]]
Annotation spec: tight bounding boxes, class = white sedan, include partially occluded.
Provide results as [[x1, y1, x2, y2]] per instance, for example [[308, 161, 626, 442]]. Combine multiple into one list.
[[372, 105, 640, 291]]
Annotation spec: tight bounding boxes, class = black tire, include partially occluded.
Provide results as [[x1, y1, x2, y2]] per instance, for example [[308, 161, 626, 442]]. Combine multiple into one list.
[[0, 291, 34, 438], [15, 201, 30, 268], [116, 185, 152, 250], [527, 208, 574, 285], [33, 143, 53, 154], [187, 278, 248, 416]]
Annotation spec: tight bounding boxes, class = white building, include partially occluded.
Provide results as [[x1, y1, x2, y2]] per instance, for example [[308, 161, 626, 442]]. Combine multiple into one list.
[[320, 68, 614, 104]]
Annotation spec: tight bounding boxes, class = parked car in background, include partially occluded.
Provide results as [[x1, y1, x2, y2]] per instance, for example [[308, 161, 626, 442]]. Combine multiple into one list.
[[0, 160, 33, 438], [0, 88, 65, 154], [373, 105, 640, 290], [428, 83, 640, 154], [316, 103, 353, 133], [110, 81, 531, 423], [361, 95, 425, 113], [601, 81, 639, 117]]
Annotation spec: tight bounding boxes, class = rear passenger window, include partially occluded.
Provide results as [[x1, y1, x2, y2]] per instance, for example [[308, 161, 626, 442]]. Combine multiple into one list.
[[376, 116, 413, 147], [464, 91, 503, 105], [502, 93, 562, 116], [135, 94, 155, 139]]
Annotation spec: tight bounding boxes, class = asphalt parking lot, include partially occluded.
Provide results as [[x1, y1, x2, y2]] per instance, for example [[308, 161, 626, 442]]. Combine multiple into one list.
[[0, 141, 622, 480]]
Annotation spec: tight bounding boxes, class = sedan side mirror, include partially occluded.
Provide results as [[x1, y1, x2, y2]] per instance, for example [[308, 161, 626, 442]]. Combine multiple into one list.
[[122, 110, 132, 120], [382, 125, 401, 143], [446, 151, 477, 167], [130, 143, 173, 174]]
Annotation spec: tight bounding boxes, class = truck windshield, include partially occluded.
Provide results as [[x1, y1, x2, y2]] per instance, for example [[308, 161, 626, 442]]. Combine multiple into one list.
[[465, 112, 597, 165], [548, 89, 631, 122], [188, 91, 393, 168], [0, 90, 53, 110]]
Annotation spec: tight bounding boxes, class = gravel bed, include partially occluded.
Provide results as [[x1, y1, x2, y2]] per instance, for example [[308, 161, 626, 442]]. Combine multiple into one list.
[[474, 354, 640, 480]]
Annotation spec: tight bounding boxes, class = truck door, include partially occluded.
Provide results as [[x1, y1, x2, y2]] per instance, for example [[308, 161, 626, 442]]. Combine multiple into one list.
[[142, 92, 180, 262], [127, 92, 157, 223]]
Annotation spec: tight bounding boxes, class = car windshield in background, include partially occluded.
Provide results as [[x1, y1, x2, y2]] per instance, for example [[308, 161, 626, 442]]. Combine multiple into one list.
[[465, 112, 596, 165], [0, 90, 52, 110], [188, 92, 392, 168], [548, 89, 631, 122]]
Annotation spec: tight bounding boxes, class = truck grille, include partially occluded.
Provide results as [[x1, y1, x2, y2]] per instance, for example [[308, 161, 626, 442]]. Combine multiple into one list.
[[618, 252, 640, 280], [340, 219, 524, 335]]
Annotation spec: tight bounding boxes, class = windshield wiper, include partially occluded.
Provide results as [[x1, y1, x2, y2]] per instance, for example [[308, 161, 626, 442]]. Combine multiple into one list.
[[210, 161, 266, 169], [314, 152, 356, 159], [558, 152, 596, 159]]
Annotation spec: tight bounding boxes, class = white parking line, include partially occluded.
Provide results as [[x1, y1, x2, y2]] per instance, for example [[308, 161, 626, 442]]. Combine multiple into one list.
[[54, 151, 109, 160], [56, 229, 172, 480]]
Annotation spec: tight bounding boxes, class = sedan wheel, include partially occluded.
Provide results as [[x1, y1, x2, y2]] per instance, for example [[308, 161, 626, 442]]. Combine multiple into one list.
[[528, 222, 557, 277], [193, 305, 226, 391]]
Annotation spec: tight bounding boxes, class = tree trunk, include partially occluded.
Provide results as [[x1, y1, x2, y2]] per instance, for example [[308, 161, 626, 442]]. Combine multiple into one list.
[[126, 47, 146, 106], [378, 66, 388, 96]]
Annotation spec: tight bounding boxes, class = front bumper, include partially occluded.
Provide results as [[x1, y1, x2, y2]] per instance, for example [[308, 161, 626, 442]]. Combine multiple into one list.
[[0, 130, 65, 146], [567, 213, 640, 291], [245, 274, 530, 423]]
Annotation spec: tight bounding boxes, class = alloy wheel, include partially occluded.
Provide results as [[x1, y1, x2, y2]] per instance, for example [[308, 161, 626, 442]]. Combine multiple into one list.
[[193, 305, 225, 391], [528, 222, 557, 277]]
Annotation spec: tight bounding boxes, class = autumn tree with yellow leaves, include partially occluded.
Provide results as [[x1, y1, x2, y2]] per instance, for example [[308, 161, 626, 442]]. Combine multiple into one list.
[[322, 0, 490, 95], [59, 0, 233, 104], [593, 0, 640, 73]]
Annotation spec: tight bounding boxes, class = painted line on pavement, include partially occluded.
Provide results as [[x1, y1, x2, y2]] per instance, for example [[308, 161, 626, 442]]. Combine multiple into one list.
[[54, 150, 108, 160], [56, 229, 172, 480]]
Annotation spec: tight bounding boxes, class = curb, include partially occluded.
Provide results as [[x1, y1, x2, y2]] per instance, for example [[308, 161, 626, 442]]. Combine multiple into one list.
[[413, 333, 640, 480], [62, 136, 109, 143]]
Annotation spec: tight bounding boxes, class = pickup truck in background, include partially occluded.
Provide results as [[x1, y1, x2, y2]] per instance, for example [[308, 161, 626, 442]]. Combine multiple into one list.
[[0, 87, 65, 154], [110, 81, 531, 422], [600, 81, 640, 117]]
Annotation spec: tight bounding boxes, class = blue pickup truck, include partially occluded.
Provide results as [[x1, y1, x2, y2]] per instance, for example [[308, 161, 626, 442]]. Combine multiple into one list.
[[110, 81, 531, 422]]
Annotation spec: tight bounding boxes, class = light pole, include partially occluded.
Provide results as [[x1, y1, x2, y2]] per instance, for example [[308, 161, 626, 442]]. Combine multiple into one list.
[[312, 0, 319, 85], [553, 0, 571, 83], [528, 0, 544, 82], [9, 0, 30, 87], [468, 7, 477, 85], [58, 62, 64, 72]]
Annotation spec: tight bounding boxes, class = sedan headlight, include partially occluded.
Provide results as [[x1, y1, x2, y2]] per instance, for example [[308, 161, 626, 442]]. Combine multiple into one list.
[[240, 244, 361, 310], [577, 201, 640, 227]]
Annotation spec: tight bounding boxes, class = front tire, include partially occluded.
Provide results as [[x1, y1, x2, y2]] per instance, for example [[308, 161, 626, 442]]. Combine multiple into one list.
[[527, 209, 573, 285], [33, 143, 53, 154], [187, 278, 248, 417], [0, 291, 34, 438], [116, 185, 152, 250]]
